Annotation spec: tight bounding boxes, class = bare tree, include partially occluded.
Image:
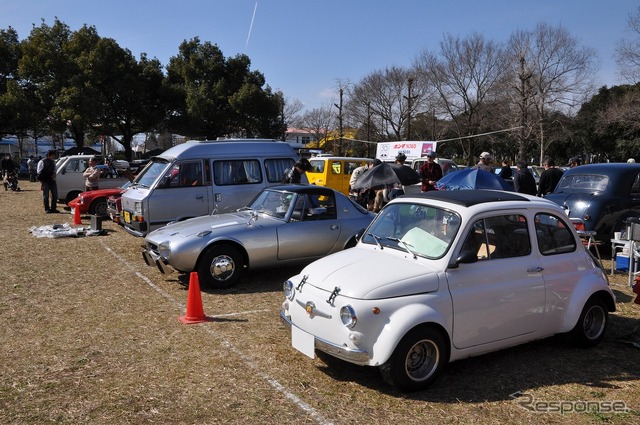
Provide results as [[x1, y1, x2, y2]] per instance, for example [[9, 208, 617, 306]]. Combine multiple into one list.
[[300, 105, 336, 152], [347, 66, 430, 141], [509, 23, 598, 163], [616, 6, 640, 84], [282, 96, 305, 128], [414, 32, 509, 165]]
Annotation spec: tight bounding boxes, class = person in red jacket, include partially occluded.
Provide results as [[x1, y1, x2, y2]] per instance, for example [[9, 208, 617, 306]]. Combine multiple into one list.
[[419, 151, 443, 192]]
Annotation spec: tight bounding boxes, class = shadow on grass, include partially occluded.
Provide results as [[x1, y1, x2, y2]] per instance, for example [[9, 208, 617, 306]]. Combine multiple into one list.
[[167, 265, 304, 295], [312, 313, 640, 402]]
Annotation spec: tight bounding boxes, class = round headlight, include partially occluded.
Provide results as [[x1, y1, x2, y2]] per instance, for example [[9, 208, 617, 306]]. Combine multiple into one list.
[[340, 305, 357, 329], [283, 280, 295, 300], [158, 241, 171, 259]]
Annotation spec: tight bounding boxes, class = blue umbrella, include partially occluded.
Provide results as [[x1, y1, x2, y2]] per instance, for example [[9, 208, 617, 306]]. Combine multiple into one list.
[[435, 168, 512, 191]]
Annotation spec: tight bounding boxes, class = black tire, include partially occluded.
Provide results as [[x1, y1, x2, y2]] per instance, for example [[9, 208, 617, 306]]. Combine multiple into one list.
[[196, 244, 245, 289], [65, 191, 81, 205], [569, 297, 608, 348], [379, 326, 448, 392], [89, 198, 108, 217]]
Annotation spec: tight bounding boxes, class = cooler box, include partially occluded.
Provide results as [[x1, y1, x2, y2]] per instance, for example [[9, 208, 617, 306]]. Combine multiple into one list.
[[616, 254, 629, 272]]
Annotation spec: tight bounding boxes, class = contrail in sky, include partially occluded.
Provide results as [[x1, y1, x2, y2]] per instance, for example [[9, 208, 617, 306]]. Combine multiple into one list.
[[246, 1, 258, 51]]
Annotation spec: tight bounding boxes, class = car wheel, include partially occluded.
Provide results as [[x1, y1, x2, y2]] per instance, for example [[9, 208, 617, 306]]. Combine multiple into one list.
[[197, 244, 244, 289], [379, 326, 448, 392], [89, 198, 108, 217], [65, 191, 81, 205], [569, 297, 608, 348]]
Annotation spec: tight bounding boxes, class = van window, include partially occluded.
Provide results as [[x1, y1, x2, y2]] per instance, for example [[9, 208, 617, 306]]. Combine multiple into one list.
[[309, 159, 325, 173], [163, 161, 204, 188], [265, 158, 296, 183], [214, 160, 262, 185], [64, 158, 89, 172], [344, 161, 361, 175]]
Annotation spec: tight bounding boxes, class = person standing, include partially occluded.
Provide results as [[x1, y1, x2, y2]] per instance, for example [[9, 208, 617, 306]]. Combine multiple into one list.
[[37, 150, 59, 213], [1, 153, 15, 175], [537, 157, 564, 197], [27, 155, 37, 182], [282, 160, 308, 183], [498, 160, 512, 179], [349, 160, 373, 199], [473, 152, 493, 172], [419, 151, 443, 192], [513, 161, 537, 195], [567, 156, 581, 168], [82, 157, 101, 191]]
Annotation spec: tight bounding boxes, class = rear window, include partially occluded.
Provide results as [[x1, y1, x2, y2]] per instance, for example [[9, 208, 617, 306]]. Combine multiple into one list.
[[556, 174, 608, 192]]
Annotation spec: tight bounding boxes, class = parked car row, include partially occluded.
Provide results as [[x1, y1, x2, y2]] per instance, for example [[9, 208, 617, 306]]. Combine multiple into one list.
[[63, 149, 624, 393]]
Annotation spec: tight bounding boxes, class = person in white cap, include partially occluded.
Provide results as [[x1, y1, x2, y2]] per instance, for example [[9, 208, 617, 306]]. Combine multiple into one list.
[[473, 152, 492, 172]]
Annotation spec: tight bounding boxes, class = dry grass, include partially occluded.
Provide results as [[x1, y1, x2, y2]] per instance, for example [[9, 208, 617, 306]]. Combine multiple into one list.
[[0, 179, 639, 424]]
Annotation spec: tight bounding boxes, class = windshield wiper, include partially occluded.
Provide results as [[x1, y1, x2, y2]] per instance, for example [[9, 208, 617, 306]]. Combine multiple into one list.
[[368, 233, 383, 249], [387, 237, 418, 259]]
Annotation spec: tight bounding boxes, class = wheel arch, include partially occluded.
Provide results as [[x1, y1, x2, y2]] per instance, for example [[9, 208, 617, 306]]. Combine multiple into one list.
[[369, 302, 452, 366], [560, 288, 616, 333], [196, 239, 250, 271]]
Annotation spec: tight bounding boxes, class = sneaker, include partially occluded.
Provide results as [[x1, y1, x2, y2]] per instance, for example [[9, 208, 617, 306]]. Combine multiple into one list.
[[49, 209, 61, 213]]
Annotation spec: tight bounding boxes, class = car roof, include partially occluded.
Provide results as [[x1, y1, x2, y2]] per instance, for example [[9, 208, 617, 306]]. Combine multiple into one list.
[[269, 184, 338, 197], [408, 189, 530, 207]]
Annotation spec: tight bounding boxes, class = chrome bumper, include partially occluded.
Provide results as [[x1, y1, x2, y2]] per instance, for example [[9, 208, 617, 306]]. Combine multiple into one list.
[[142, 249, 175, 275], [279, 309, 369, 364]]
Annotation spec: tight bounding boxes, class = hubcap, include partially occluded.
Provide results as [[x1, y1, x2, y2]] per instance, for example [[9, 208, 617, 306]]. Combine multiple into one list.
[[210, 255, 235, 281], [405, 339, 439, 382], [584, 305, 606, 339]]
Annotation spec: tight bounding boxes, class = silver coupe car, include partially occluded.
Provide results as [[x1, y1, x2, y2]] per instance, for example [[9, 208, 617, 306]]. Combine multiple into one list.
[[142, 185, 376, 288]]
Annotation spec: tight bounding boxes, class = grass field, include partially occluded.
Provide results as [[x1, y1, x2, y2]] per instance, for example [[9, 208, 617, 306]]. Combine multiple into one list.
[[1, 179, 638, 424]]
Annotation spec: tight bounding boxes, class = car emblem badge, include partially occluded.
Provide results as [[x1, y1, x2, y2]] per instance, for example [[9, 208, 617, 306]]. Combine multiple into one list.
[[305, 301, 315, 316]]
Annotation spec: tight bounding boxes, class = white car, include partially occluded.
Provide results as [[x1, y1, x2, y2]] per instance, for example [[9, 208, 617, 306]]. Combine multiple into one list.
[[280, 190, 615, 392]]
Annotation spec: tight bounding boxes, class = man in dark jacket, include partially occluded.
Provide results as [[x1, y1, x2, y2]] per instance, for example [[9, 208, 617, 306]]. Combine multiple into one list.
[[513, 161, 537, 196], [36, 150, 59, 213], [537, 157, 564, 197]]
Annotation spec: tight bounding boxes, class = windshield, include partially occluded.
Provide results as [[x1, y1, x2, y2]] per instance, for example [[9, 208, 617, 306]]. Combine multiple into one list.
[[555, 174, 609, 192], [247, 189, 297, 219], [133, 158, 171, 188], [361, 203, 461, 259]]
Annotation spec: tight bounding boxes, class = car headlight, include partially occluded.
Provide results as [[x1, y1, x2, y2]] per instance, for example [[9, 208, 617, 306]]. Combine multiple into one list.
[[340, 305, 357, 329], [283, 280, 295, 300], [134, 201, 142, 214], [157, 241, 171, 260]]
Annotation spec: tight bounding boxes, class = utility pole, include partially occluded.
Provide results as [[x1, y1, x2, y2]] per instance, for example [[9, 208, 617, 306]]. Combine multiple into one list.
[[334, 88, 343, 156], [366, 102, 371, 157], [404, 77, 417, 140]]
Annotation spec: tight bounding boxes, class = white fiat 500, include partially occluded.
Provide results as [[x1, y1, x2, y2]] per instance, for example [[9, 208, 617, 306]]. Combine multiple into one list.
[[281, 190, 615, 392]]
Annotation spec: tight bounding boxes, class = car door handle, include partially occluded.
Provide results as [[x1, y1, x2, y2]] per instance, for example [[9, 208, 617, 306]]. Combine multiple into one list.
[[527, 266, 544, 273], [330, 224, 339, 230], [196, 194, 204, 199]]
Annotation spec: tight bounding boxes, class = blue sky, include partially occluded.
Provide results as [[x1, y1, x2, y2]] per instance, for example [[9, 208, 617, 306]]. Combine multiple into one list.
[[1, 1, 637, 112]]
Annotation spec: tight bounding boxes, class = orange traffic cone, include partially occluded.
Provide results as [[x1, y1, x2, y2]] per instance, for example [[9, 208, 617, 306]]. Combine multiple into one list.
[[73, 206, 82, 225], [178, 272, 208, 324]]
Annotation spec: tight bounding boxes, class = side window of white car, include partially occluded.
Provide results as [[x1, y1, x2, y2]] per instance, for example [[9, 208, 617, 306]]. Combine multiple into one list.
[[534, 213, 576, 255], [461, 214, 530, 261]]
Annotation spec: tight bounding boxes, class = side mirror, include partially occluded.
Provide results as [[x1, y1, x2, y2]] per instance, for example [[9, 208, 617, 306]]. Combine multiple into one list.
[[448, 250, 477, 269]]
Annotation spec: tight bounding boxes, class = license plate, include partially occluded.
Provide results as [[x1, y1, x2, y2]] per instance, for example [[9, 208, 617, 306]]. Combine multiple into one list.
[[292, 326, 315, 359], [123, 211, 131, 223]]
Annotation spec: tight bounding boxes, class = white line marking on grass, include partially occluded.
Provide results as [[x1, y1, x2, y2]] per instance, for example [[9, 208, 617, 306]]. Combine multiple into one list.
[[101, 240, 335, 425]]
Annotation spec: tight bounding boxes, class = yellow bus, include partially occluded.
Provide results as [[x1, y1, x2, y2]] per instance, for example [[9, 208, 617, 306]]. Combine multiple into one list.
[[306, 156, 373, 195]]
